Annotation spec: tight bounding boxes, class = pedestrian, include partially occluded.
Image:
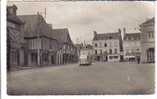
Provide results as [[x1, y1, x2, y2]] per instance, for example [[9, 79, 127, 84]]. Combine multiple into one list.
[[137, 56, 140, 64]]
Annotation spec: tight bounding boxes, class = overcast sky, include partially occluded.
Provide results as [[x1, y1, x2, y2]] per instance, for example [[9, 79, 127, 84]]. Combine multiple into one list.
[[8, 1, 155, 44]]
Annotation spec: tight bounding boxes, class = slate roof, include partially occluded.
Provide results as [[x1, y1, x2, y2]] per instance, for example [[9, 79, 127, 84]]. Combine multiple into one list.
[[93, 32, 121, 41], [7, 15, 24, 25], [140, 17, 155, 27], [51, 28, 73, 44], [19, 14, 51, 38], [124, 33, 141, 40]]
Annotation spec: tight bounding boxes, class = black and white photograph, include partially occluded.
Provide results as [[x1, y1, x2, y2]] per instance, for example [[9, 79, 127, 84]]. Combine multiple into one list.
[[6, 0, 155, 95]]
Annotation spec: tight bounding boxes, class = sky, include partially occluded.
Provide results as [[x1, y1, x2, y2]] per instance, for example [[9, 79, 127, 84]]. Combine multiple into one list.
[[8, 1, 155, 44]]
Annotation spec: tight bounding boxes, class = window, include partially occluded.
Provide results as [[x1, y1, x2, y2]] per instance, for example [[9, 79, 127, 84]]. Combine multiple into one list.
[[95, 43, 97, 47], [149, 32, 154, 38], [104, 51, 107, 54], [109, 49, 112, 54], [115, 49, 117, 54], [95, 50, 97, 55], [104, 43, 107, 47], [114, 56, 118, 58], [148, 33, 151, 38], [152, 33, 154, 38], [100, 50, 102, 54], [109, 56, 113, 59]]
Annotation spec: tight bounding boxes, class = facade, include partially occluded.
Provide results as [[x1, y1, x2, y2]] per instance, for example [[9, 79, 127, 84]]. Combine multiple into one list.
[[140, 18, 155, 63], [51, 29, 78, 64], [19, 14, 58, 66], [123, 31, 141, 62], [92, 29, 123, 62], [7, 5, 25, 70]]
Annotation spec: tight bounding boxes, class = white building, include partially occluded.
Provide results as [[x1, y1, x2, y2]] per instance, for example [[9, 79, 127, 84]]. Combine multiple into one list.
[[123, 29, 141, 62], [140, 18, 155, 63], [92, 29, 123, 62]]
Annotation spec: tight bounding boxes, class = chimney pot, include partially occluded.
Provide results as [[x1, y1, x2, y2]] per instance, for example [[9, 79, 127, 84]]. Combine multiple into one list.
[[93, 31, 97, 36], [118, 28, 121, 33]]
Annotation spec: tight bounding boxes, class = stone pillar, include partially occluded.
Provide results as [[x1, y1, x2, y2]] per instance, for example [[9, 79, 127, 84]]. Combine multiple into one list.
[[141, 47, 147, 63], [28, 52, 31, 66], [19, 49, 24, 66], [48, 53, 51, 65]]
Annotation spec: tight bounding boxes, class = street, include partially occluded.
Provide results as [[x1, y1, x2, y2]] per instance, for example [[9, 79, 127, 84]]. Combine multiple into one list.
[[7, 62, 154, 95]]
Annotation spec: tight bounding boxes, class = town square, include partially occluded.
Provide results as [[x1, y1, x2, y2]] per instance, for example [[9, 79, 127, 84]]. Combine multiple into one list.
[[7, 1, 155, 95]]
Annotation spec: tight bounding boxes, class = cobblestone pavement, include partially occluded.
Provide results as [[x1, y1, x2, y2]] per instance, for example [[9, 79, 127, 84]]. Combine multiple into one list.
[[7, 62, 155, 95]]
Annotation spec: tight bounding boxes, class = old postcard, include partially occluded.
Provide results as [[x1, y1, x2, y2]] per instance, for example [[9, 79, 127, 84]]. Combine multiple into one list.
[[7, 0, 155, 95]]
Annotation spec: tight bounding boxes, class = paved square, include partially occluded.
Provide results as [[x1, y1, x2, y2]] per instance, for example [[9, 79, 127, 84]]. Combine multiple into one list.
[[7, 62, 155, 95]]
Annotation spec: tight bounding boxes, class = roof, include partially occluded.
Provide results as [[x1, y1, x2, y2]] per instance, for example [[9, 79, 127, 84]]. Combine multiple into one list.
[[19, 14, 51, 37], [93, 32, 121, 41], [93, 31, 123, 51], [124, 33, 141, 40], [140, 17, 155, 27], [7, 15, 24, 25], [51, 28, 73, 44]]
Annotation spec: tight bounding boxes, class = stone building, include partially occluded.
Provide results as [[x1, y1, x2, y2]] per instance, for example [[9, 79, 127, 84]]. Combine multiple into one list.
[[123, 29, 141, 62], [92, 29, 123, 62], [140, 18, 155, 63], [19, 14, 58, 66], [51, 28, 78, 64], [7, 5, 78, 69], [7, 5, 25, 70]]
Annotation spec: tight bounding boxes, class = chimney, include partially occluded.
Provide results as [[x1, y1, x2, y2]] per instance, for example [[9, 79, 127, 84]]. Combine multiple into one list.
[[122, 27, 126, 40], [123, 27, 126, 34], [7, 4, 17, 15], [93, 31, 97, 37], [12, 4, 17, 15], [118, 28, 121, 33]]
